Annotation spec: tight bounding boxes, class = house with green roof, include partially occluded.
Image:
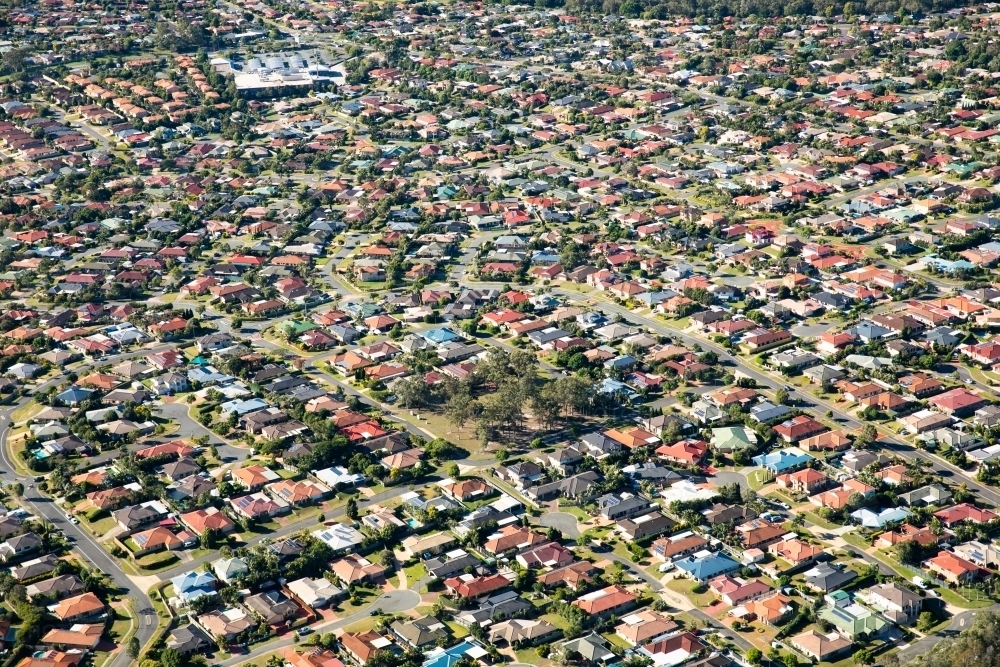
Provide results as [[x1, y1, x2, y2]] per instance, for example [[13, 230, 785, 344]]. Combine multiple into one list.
[[710, 426, 758, 453], [819, 602, 888, 640]]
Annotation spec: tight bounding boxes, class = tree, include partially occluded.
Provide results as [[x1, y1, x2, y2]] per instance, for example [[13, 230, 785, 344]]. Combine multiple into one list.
[[775, 387, 789, 405], [126, 637, 140, 660], [7, 482, 22, 498], [917, 611, 936, 633], [746, 648, 762, 666], [852, 649, 874, 667], [782, 653, 798, 667], [895, 539, 921, 565], [445, 463, 460, 479], [159, 647, 183, 667], [346, 497, 359, 521]]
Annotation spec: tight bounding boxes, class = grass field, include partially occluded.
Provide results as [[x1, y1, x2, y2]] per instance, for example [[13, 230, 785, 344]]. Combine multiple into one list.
[[666, 578, 716, 608], [746, 469, 772, 490], [403, 561, 427, 585], [11, 401, 43, 424]]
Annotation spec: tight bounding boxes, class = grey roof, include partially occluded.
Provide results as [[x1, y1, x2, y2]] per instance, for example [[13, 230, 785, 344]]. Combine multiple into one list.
[[805, 563, 857, 592]]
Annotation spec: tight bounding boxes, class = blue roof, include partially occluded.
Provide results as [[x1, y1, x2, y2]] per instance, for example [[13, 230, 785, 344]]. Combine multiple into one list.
[[170, 570, 217, 602], [423, 640, 485, 667], [422, 328, 461, 344], [752, 449, 814, 473], [56, 386, 94, 404], [597, 378, 639, 401], [220, 397, 269, 415], [674, 552, 739, 582]]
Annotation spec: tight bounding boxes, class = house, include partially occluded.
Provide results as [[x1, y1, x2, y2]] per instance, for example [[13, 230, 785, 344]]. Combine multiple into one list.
[[559, 634, 616, 665], [401, 532, 457, 558], [572, 585, 637, 618], [489, 618, 561, 646], [738, 523, 787, 550], [11, 554, 59, 582], [245, 590, 300, 626], [617, 512, 677, 543], [899, 484, 953, 506], [112, 500, 169, 533], [741, 592, 795, 626], [0, 533, 41, 562], [170, 571, 217, 604], [615, 610, 679, 646], [232, 464, 281, 491], [639, 631, 706, 667], [710, 426, 757, 453], [444, 573, 511, 599], [819, 601, 888, 640], [674, 550, 740, 582], [167, 624, 212, 655], [230, 492, 289, 520], [48, 592, 105, 623], [928, 388, 987, 416], [340, 631, 393, 665], [130, 526, 183, 556], [773, 416, 827, 443], [804, 562, 857, 592], [597, 493, 650, 521], [330, 553, 386, 586], [287, 577, 344, 609], [455, 590, 533, 628], [861, 582, 922, 625], [444, 478, 494, 502], [213, 557, 249, 585], [776, 468, 828, 495], [767, 538, 823, 572], [751, 448, 813, 474], [792, 630, 853, 662], [390, 616, 449, 648], [539, 560, 598, 590], [198, 608, 255, 642], [709, 575, 772, 606], [934, 503, 998, 526], [26, 574, 84, 602], [655, 439, 708, 466], [651, 533, 709, 561], [180, 507, 236, 535], [516, 541, 575, 569]]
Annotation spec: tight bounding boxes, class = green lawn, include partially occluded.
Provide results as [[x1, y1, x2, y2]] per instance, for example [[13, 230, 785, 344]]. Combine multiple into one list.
[[666, 578, 717, 608], [556, 503, 592, 522], [936, 586, 996, 609], [746, 470, 772, 491], [601, 632, 632, 649], [445, 621, 469, 638], [108, 607, 132, 642], [83, 515, 118, 537], [541, 612, 575, 632], [841, 531, 874, 551], [134, 552, 180, 573], [803, 511, 841, 530], [10, 401, 43, 424], [403, 561, 427, 585]]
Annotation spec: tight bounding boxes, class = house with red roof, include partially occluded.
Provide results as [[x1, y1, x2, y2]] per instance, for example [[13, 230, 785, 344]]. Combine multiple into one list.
[[572, 585, 637, 618], [928, 388, 987, 416], [773, 415, 827, 443], [924, 551, 986, 584], [934, 503, 999, 526]]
